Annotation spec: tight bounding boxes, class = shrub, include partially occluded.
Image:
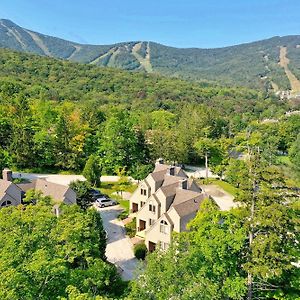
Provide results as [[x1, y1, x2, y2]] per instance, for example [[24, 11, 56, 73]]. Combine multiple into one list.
[[134, 243, 147, 260], [118, 210, 128, 220], [124, 218, 136, 237]]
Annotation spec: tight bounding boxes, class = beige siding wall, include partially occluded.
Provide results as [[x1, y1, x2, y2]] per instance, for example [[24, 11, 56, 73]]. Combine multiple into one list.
[[167, 208, 181, 232], [130, 175, 155, 212], [145, 216, 172, 249], [136, 195, 160, 231], [156, 189, 167, 214]]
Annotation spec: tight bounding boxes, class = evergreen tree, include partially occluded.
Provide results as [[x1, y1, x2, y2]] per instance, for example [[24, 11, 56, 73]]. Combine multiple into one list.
[[83, 155, 102, 187]]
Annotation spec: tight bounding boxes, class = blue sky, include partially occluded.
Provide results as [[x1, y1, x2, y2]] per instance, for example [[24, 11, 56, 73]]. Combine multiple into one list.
[[1, 0, 300, 48]]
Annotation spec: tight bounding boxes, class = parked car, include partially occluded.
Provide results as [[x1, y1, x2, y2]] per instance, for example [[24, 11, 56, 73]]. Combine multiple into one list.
[[96, 198, 117, 208], [90, 189, 103, 200]]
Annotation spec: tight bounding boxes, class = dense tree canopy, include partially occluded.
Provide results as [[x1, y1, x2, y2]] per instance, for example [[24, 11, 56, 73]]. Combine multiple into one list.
[[0, 201, 123, 299], [129, 155, 300, 299]]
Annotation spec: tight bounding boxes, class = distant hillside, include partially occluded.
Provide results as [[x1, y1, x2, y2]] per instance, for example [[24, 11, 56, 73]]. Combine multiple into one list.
[[1, 19, 300, 92]]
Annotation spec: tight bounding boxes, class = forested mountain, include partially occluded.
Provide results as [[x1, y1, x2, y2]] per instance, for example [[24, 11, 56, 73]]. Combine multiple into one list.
[[1, 19, 300, 91], [0, 32, 299, 300], [0, 47, 299, 178]]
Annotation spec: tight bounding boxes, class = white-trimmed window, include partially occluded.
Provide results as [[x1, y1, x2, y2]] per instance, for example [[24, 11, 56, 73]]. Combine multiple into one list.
[[140, 188, 147, 196], [149, 218, 155, 226], [1, 200, 12, 207], [160, 241, 169, 250], [160, 220, 168, 234]]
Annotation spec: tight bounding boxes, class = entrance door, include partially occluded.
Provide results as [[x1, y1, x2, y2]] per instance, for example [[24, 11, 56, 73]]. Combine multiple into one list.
[[132, 203, 138, 213], [148, 241, 156, 252], [139, 219, 146, 231]]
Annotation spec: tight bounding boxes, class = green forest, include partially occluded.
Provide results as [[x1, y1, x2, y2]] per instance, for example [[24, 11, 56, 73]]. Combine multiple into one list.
[[0, 48, 299, 299], [2, 19, 300, 90]]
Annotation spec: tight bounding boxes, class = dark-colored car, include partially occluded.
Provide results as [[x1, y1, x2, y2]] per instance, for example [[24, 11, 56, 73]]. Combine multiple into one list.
[[90, 189, 105, 200]]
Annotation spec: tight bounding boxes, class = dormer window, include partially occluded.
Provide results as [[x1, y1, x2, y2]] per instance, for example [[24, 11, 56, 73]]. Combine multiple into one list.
[[160, 220, 168, 234], [140, 188, 147, 196]]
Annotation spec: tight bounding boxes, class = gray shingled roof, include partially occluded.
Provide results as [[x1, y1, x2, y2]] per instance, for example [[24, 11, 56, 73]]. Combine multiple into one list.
[[150, 169, 168, 182], [173, 193, 207, 217], [18, 179, 71, 202]]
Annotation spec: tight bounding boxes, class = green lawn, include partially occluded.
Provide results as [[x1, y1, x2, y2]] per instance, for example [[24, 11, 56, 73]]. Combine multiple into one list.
[[197, 178, 239, 197], [99, 181, 137, 213], [212, 179, 239, 196]]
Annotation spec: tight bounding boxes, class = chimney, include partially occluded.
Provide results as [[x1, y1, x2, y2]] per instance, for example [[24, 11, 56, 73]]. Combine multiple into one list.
[[2, 168, 12, 181], [167, 166, 175, 176], [179, 179, 188, 190], [155, 158, 164, 165]]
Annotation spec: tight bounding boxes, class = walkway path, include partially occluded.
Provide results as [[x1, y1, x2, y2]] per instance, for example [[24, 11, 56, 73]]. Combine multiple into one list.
[[94, 205, 138, 281]]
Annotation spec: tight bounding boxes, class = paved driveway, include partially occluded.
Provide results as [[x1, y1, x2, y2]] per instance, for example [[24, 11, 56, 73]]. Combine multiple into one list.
[[13, 172, 137, 186], [201, 184, 238, 211], [13, 172, 126, 186], [94, 204, 138, 281], [184, 165, 219, 179]]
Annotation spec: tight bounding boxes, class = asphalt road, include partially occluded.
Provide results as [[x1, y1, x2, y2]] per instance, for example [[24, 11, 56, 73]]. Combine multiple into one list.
[[94, 204, 138, 281]]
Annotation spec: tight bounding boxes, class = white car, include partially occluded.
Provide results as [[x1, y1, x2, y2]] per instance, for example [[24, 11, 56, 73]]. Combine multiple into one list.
[[96, 198, 117, 208]]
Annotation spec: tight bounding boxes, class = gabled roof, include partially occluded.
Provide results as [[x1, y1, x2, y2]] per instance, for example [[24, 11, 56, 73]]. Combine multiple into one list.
[[0, 179, 22, 201], [0, 179, 12, 200], [173, 193, 207, 217], [161, 174, 184, 186], [172, 188, 203, 207], [150, 169, 168, 182], [160, 182, 179, 198], [18, 178, 72, 202]]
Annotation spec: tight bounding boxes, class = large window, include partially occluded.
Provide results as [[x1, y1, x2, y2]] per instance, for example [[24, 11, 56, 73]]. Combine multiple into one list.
[[160, 220, 168, 234], [160, 241, 169, 250], [1, 200, 12, 207]]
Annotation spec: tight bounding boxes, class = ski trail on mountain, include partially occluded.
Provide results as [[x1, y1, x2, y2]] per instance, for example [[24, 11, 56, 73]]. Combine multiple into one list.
[[90, 48, 116, 65], [279, 46, 300, 95], [67, 45, 82, 60], [24, 30, 52, 56], [0, 20, 26, 49], [132, 42, 153, 72]]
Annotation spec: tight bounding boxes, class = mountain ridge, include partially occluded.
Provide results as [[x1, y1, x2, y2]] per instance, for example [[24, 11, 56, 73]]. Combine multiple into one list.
[[1, 19, 300, 92]]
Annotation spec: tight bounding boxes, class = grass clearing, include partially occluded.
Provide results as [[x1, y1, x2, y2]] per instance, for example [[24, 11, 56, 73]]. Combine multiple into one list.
[[197, 178, 239, 196], [99, 181, 137, 214]]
